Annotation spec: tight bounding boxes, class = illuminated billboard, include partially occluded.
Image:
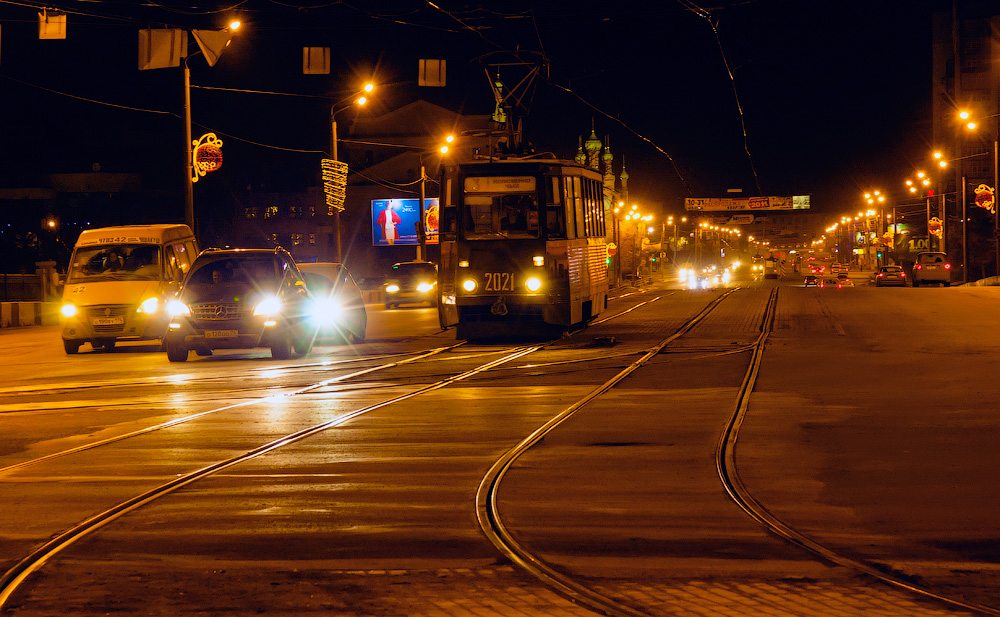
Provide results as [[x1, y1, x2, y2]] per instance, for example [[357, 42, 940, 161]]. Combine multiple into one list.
[[684, 195, 810, 211], [371, 198, 439, 247]]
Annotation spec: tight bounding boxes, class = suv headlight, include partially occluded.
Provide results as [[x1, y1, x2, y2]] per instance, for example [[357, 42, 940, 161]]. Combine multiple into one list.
[[166, 300, 190, 317], [254, 296, 283, 316], [385, 284, 400, 293]]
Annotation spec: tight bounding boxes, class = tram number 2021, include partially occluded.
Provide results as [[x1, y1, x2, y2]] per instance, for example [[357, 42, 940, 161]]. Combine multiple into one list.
[[484, 272, 515, 291]]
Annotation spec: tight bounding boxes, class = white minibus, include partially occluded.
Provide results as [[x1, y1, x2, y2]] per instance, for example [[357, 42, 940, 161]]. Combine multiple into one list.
[[60, 224, 198, 354]]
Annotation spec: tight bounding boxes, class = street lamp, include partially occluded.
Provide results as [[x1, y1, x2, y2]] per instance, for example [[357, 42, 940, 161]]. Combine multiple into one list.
[[183, 22, 241, 233], [961, 109, 1000, 275], [328, 83, 375, 261]]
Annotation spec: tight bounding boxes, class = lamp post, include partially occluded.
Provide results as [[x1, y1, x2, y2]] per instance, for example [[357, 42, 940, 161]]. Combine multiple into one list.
[[329, 83, 374, 262], [961, 110, 1000, 275], [182, 22, 241, 234]]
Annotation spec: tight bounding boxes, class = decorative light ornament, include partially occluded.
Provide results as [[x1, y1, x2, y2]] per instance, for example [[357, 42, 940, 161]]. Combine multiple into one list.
[[191, 133, 223, 182]]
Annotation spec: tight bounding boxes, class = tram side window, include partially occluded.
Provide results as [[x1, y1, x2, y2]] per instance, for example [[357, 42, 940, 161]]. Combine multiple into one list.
[[546, 177, 566, 239], [562, 177, 575, 239], [572, 177, 585, 238]]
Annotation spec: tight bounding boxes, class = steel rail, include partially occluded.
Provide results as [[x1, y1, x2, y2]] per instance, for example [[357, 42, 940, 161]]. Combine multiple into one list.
[[0, 345, 542, 609], [0, 344, 467, 475], [716, 288, 1000, 616], [476, 289, 739, 617]]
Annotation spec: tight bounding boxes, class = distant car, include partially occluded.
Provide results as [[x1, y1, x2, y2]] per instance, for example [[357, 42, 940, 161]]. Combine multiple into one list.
[[911, 252, 951, 287], [385, 261, 438, 308], [803, 275, 819, 286], [874, 265, 906, 287], [164, 247, 314, 362], [297, 262, 367, 344], [829, 263, 844, 273], [819, 277, 842, 289]]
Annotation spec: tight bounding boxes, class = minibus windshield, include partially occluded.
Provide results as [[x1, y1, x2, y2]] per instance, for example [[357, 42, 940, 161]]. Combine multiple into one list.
[[67, 244, 162, 283]]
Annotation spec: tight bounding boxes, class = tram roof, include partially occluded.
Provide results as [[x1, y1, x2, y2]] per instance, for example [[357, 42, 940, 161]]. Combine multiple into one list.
[[450, 157, 601, 177]]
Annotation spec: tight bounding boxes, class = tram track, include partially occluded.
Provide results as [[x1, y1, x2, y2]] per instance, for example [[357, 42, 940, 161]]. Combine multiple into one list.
[[478, 286, 1000, 617], [0, 288, 697, 611], [0, 344, 542, 607], [476, 288, 738, 617]]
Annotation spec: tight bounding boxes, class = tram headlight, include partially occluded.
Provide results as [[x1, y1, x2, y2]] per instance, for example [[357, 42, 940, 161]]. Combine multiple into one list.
[[525, 277, 542, 292], [532, 255, 545, 267], [60, 303, 78, 318], [462, 279, 477, 292]]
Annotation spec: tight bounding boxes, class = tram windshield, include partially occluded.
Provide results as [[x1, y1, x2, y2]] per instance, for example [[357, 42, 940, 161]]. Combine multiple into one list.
[[463, 193, 540, 240]]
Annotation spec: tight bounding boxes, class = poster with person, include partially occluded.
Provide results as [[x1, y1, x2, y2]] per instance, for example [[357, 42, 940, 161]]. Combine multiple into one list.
[[371, 199, 439, 246]]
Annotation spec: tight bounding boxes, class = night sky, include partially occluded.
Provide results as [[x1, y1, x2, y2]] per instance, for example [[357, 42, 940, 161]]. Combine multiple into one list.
[[0, 0, 940, 226]]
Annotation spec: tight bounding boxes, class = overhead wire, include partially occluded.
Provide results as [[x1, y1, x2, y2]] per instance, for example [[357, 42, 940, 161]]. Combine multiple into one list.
[[674, 0, 764, 196]]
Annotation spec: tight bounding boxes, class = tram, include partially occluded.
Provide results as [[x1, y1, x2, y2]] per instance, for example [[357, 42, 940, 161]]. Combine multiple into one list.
[[437, 157, 609, 340]]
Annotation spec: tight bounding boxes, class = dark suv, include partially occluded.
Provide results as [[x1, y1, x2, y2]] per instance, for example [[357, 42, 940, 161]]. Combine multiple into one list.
[[164, 247, 313, 361], [384, 261, 438, 308]]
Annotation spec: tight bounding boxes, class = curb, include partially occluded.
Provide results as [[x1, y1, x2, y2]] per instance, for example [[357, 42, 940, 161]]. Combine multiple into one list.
[[0, 302, 60, 328]]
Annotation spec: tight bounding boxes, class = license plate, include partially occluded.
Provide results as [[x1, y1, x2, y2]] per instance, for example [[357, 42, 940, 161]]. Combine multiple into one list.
[[92, 317, 124, 326], [205, 330, 238, 338]]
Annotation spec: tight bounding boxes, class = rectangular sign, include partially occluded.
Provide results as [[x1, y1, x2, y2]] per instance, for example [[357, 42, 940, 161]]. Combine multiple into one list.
[[684, 195, 810, 211], [464, 176, 536, 193], [372, 198, 439, 247]]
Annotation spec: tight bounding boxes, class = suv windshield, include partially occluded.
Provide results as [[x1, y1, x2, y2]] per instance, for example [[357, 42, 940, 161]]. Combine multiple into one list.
[[184, 257, 281, 301], [67, 244, 162, 283]]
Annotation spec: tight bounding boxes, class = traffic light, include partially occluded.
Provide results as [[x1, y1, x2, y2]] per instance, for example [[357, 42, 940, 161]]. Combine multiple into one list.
[[877, 250, 883, 258]]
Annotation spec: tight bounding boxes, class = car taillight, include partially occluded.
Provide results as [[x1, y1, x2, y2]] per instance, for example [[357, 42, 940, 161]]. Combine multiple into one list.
[[915, 264, 922, 270], [878, 273, 884, 277], [944, 263, 952, 269], [901, 272, 905, 277]]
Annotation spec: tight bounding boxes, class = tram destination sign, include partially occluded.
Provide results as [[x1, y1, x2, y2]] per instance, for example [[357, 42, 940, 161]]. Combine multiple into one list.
[[464, 176, 536, 193], [685, 195, 810, 212]]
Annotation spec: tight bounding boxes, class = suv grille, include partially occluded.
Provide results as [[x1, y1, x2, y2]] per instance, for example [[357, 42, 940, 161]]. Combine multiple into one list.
[[190, 302, 250, 321]]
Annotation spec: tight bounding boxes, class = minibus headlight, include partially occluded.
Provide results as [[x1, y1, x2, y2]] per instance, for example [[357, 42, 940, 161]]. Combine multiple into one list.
[[417, 282, 434, 293], [60, 303, 78, 318], [525, 277, 542, 292], [137, 297, 159, 314]]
